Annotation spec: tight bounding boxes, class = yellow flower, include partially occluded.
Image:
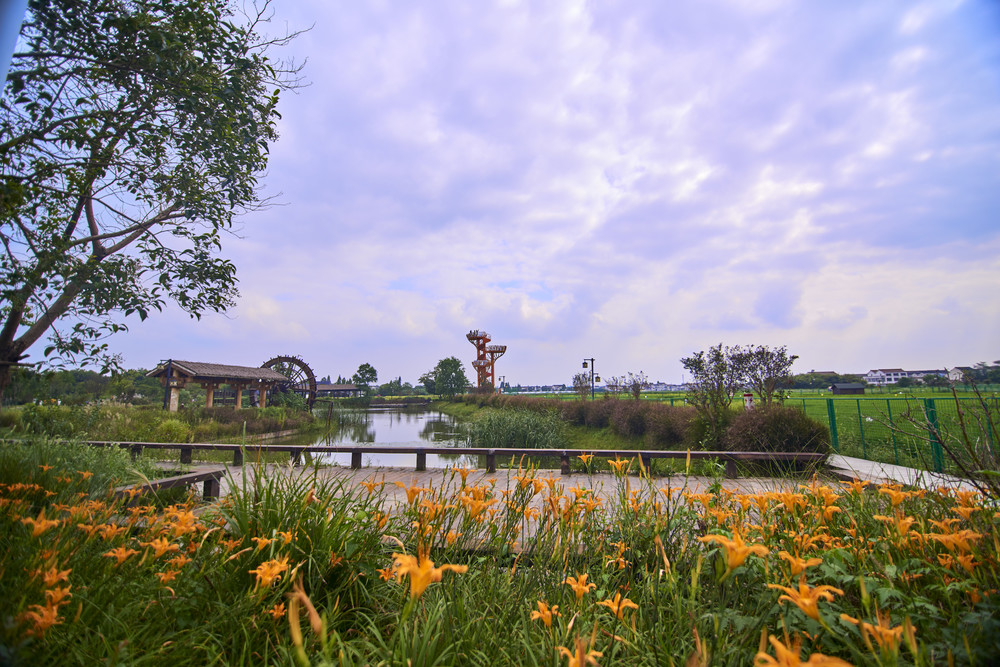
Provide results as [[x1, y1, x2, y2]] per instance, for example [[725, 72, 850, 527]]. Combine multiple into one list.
[[360, 478, 382, 494], [268, 602, 286, 620], [251, 536, 273, 550], [597, 592, 638, 620], [557, 636, 603, 667], [167, 554, 192, 569], [564, 573, 596, 602], [530, 600, 560, 628], [156, 570, 179, 584], [755, 633, 853, 666], [577, 453, 594, 466], [249, 555, 290, 590], [21, 509, 60, 537], [697, 528, 769, 580], [391, 546, 467, 599], [768, 576, 843, 622], [103, 547, 139, 566]]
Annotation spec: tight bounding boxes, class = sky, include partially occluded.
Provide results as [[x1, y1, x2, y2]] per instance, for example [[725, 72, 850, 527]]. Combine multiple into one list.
[[89, 0, 1000, 385]]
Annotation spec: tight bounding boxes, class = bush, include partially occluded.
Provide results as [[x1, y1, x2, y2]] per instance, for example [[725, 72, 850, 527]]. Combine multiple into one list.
[[610, 400, 647, 438], [154, 418, 191, 443], [722, 405, 830, 454], [644, 404, 698, 449]]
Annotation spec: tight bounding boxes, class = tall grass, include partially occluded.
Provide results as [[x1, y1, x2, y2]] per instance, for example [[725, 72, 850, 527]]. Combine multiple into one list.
[[466, 408, 565, 449]]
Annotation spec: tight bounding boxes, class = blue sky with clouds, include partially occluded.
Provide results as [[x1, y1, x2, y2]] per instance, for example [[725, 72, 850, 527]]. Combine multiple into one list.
[[104, 0, 999, 386]]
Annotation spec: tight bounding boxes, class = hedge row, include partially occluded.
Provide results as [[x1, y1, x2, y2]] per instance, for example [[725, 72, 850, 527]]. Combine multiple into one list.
[[458, 394, 830, 454]]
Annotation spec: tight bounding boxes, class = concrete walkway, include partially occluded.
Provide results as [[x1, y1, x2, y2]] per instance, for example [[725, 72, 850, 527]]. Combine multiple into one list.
[[826, 454, 978, 492]]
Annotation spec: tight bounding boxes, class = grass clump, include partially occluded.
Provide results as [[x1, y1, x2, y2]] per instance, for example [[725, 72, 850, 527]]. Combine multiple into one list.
[[467, 408, 565, 449]]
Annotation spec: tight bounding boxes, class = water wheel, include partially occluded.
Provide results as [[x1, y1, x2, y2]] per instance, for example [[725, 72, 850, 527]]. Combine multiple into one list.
[[261, 355, 317, 409]]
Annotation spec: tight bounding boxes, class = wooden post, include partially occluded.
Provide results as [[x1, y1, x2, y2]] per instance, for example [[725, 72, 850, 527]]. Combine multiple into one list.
[[233, 448, 243, 466], [560, 452, 570, 475], [180, 447, 192, 464], [129, 444, 142, 460], [351, 451, 362, 469], [640, 454, 652, 474], [416, 450, 426, 471], [204, 476, 221, 499], [290, 448, 301, 465], [486, 451, 496, 473], [235, 386, 243, 410], [725, 457, 738, 479], [168, 386, 180, 412], [204, 383, 215, 408]]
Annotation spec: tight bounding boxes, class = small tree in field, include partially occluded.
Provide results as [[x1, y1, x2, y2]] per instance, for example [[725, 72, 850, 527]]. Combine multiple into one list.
[[572, 372, 591, 400], [432, 357, 469, 399], [730, 344, 798, 406], [626, 371, 650, 401], [681, 344, 743, 448], [604, 375, 626, 397]]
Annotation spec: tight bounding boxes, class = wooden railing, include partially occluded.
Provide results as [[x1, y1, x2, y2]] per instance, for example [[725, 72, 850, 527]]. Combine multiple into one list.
[[85, 441, 826, 479]]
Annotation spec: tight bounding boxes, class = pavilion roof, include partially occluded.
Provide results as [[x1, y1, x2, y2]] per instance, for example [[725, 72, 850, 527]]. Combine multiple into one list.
[[146, 360, 289, 382]]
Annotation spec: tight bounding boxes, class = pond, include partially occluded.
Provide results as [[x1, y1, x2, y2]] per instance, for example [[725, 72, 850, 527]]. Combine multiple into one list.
[[310, 406, 478, 469]]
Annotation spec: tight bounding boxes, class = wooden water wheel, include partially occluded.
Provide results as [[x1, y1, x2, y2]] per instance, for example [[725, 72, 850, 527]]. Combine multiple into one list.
[[261, 355, 317, 409]]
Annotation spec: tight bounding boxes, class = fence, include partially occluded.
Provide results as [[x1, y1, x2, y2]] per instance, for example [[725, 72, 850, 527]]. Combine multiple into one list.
[[793, 396, 998, 474]]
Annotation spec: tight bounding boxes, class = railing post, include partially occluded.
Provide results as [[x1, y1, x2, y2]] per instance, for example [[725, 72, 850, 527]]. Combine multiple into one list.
[[416, 450, 426, 471], [204, 476, 220, 499], [180, 447, 192, 465], [486, 451, 496, 473], [130, 444, 142, 460], [640, 454, 652, 474], [351, 451, 362, 470], [725, 457, 738, 479], [290, 448, 301, 465], [233, 448, 243, 466], [826, 400, 839, 452], [560, 452, 570, 475]]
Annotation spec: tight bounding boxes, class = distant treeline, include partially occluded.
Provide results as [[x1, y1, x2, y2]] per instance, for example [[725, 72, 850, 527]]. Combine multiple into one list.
[[3, 367, 166, 407]]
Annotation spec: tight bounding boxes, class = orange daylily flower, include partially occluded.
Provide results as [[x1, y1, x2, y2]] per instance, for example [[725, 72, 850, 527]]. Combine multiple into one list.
[[530, 600, 560, 628], [104, 547, 140, 566], [156, 570, 180, 584], [755, 633, 853, 666], [597, 592, 639, 620], [608, 458, 632, 475], [768, 576, 843, 622], [142, 537, 180, 558], [557, 636, 603, 667], [268, 603, 286, 620], [19, 603, 62, 637], [778, 551, 823, 577], [21, 509, 60, 537], [564, 573, 597, 601], [391, 546, 467, 599], [251, 536, 273, 550], [840, 608, 909, 653], [250, 555, 291, 589], [697, 528, 769, 580], [44, 586, 72, 606]]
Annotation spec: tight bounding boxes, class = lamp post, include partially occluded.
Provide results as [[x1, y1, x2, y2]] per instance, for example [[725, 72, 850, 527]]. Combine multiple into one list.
[[582, 358, 600, 400]]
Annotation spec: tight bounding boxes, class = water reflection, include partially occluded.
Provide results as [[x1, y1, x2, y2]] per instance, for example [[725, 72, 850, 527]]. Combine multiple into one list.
[[312, 407, 475, 468]]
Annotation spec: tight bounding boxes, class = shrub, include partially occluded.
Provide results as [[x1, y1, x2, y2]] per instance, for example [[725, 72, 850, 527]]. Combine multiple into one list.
[[610, 400, 647, 438], [722, 405, 830, 454], [154, 418, 191, 443], [644, 404, 698, 449]]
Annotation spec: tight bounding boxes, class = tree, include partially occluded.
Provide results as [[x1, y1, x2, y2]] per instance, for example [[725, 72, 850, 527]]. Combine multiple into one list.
[[431, 357, 469, 399], [351, 363, 377, 397], [0, 0, 302, 406], [418, 370, 436, 395], [680, 344, 744, 448], [572, 372, 591, 401], [730, 344, 798, 406], [626, 371, 650, 401]]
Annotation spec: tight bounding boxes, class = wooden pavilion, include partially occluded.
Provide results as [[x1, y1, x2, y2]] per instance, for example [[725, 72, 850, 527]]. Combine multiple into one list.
[[146, 360, 290, 411]]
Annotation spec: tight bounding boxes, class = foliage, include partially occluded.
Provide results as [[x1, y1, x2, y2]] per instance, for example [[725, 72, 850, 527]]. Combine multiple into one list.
[[267, 388, 308, 411], [731, 344, 798, 405], [626, 371, 650, 401], [2, 442, 999, 665], [723, 405, 831, 454], [572, 372, 591, 401], [352, 363, 378, 397], [4, 366, 164, 407], [681, 344, 745, 448], [0, 0, 302, 404], [466, 408, 566, 450], [4, 403, 315, 443], [429, 357, 469, 400]]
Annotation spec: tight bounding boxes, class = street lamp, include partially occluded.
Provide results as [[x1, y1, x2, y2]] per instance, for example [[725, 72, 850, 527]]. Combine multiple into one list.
[[582, 358, 600, 400]]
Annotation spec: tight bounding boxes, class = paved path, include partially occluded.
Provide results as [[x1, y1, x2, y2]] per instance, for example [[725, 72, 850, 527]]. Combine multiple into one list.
[[826, 454, 978, 491]]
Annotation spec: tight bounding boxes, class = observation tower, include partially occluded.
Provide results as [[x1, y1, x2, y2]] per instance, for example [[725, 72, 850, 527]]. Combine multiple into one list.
[[467, 329, 506, 390]]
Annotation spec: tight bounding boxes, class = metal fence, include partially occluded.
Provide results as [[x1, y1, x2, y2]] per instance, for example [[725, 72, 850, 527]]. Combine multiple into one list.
[[793, 397, 998, 474]]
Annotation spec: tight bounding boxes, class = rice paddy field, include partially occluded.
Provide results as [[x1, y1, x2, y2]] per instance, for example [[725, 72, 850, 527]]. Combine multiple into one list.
[[1, 438, 998, 665]]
